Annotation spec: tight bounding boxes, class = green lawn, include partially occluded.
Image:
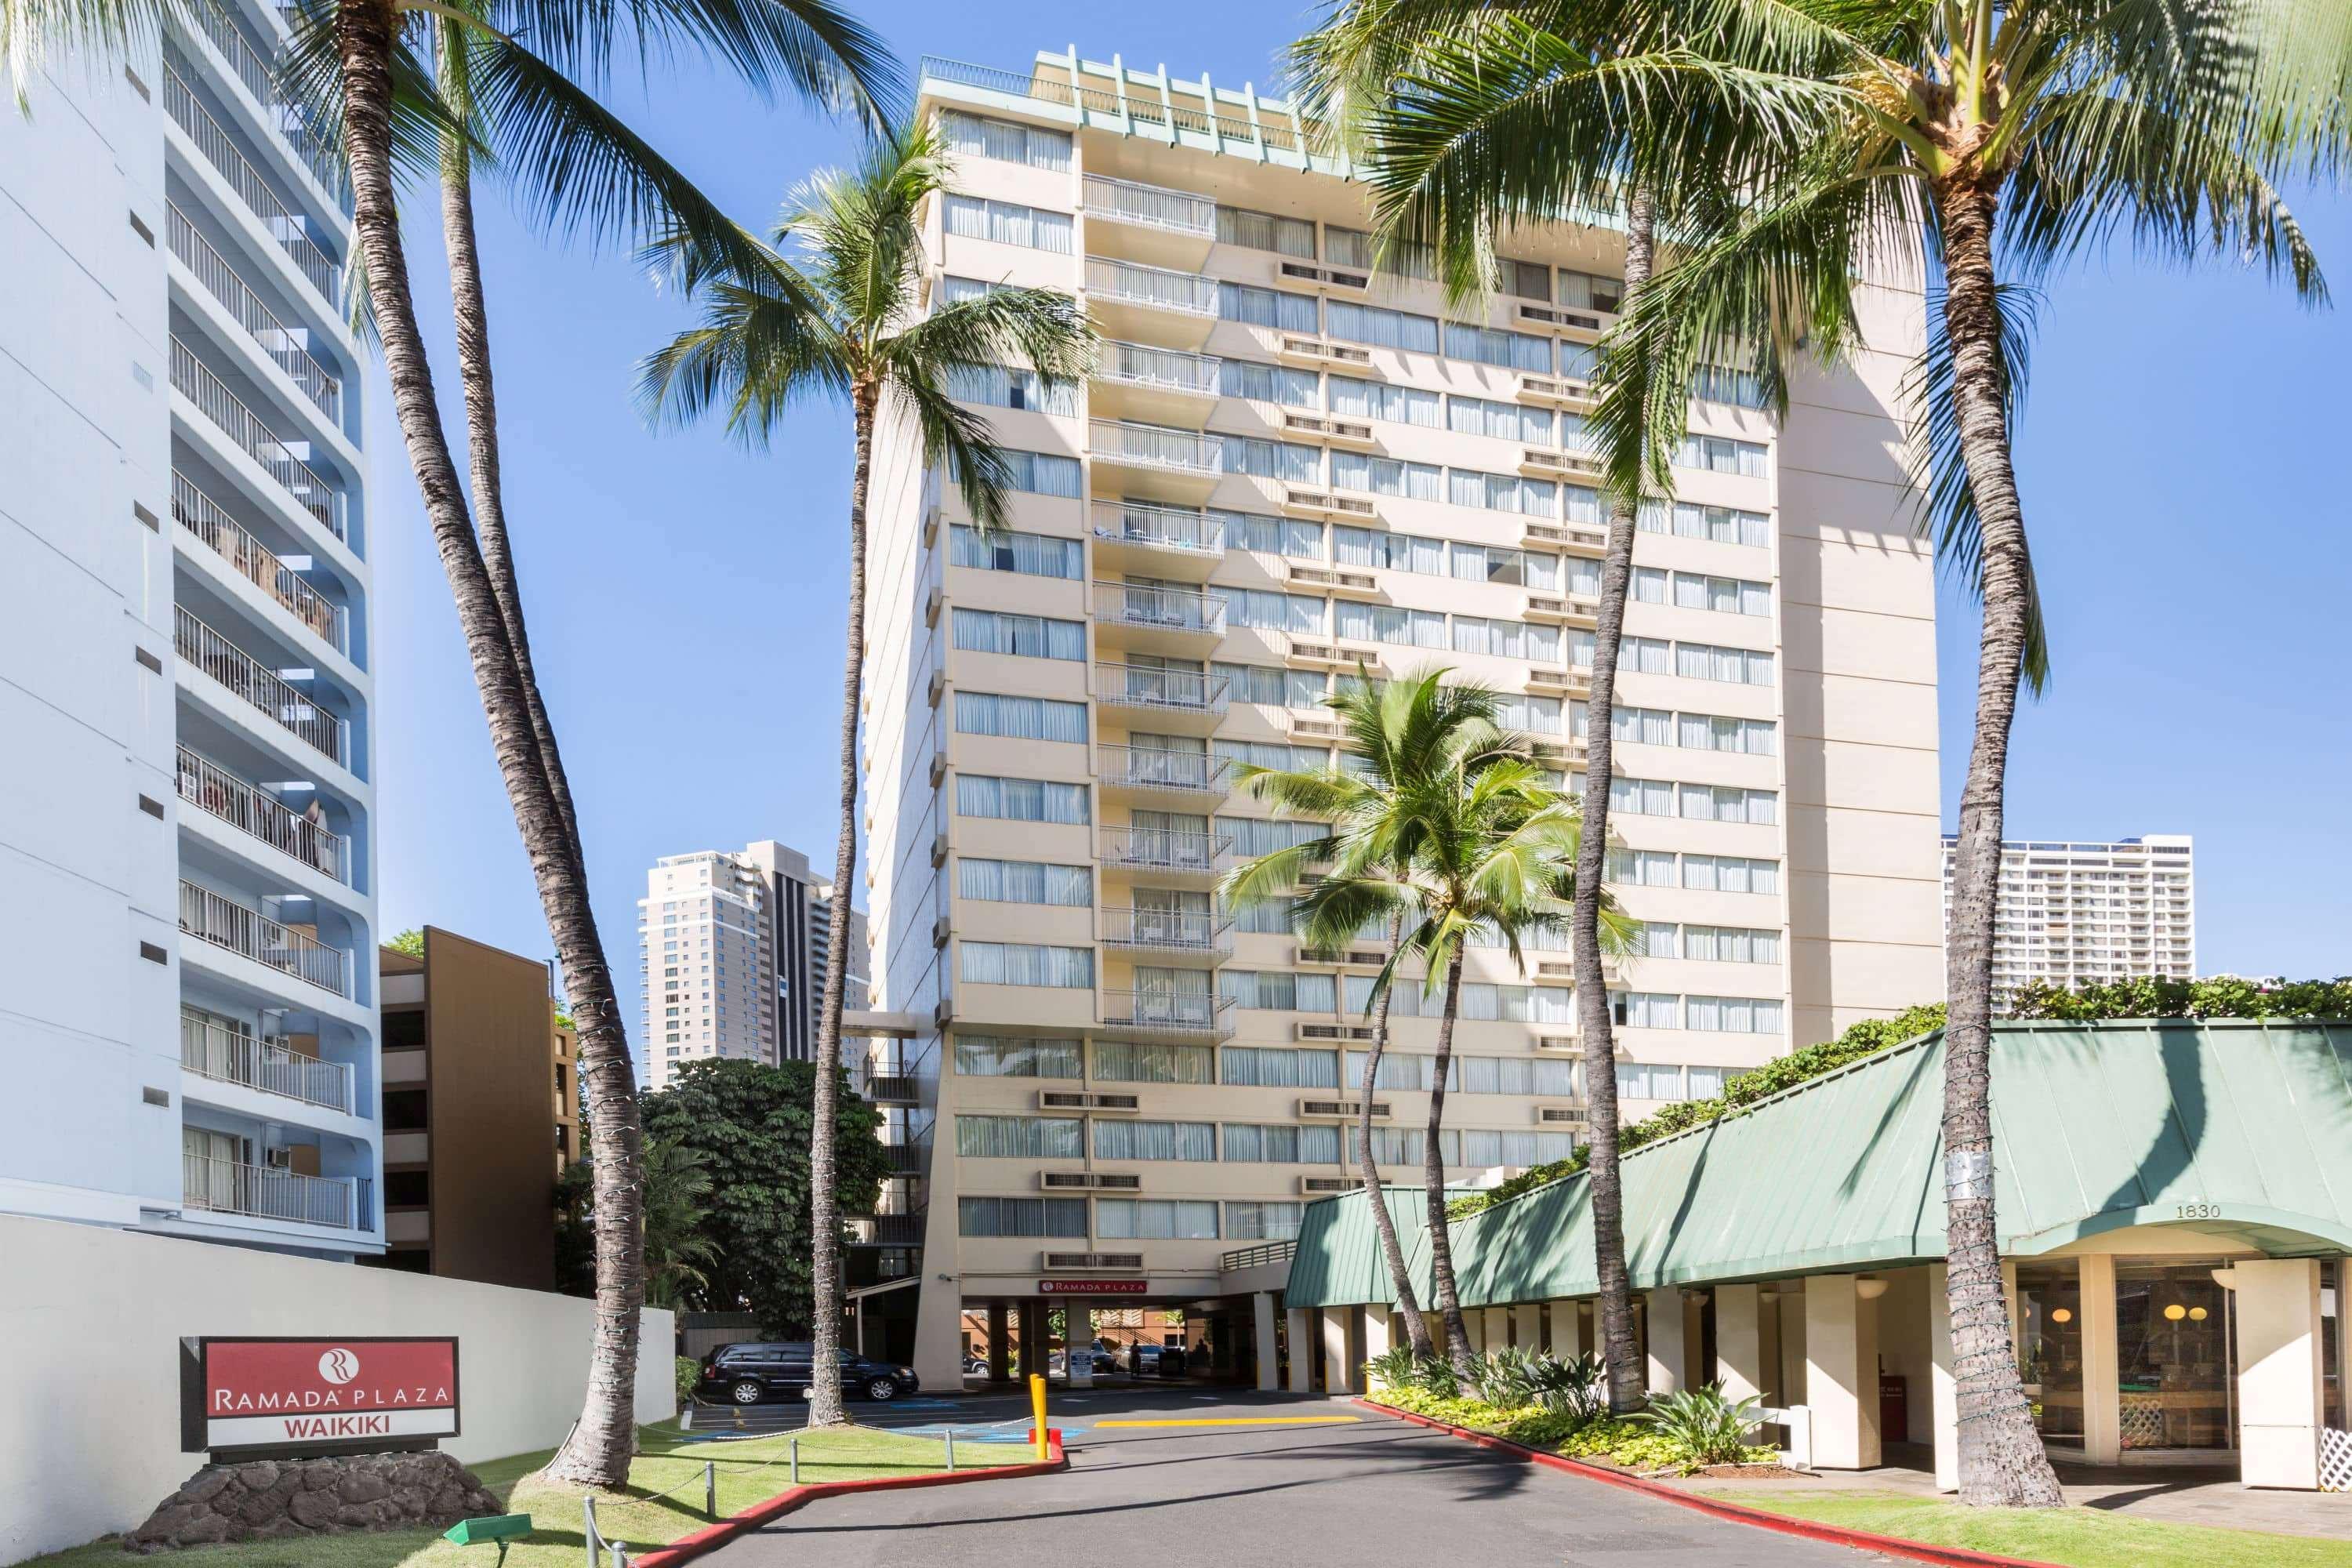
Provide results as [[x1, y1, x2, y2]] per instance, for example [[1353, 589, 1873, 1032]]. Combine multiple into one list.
[[28, 1421, 1009, 1568], [1699, 1488, 2352, 1568]]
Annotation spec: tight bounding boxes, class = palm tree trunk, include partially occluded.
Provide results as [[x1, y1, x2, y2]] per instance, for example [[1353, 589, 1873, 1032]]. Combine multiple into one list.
[[805, 387, 875, 1427], [1359, 917, 1432, 1359], [1421, 946, 1475, 1376], [437, 138, 586, 870], [336, 0, 641, 1489], [1572, 187, 1655, 1415], [1933, 177, 2064, 1511]]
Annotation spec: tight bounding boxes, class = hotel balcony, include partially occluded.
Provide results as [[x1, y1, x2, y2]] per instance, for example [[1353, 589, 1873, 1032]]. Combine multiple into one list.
[[1089, 579, 1227, 655], [1087, 418, 1223, 503], [1101, 906, 1234, 967], [168, 203, 341, 425], [183, 1153, 369, 1230], [1097, 989, 1236, 1042], [175, 604, 348, 764], [1096, 743, 1235, 806], [1090, 499, 1224, 579], [172, 470, 347, 652], [1083, 256, 1218, 348], [1081, 173, 1216, 269], [1098, 826, 1233, 887], [1091, 662, 1230, 733], [170, 336, 343, 540], [162, 56, 339, 307], [179, 878, 349, 998], [180, 0, 349, 205], [176, 744, 349, 884], [1091, 339, 1221, 426], [180, 1009, 355, 1114]]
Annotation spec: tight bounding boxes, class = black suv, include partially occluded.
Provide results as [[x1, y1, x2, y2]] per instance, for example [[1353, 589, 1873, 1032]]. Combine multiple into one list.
[[695, 1342, 922, 1405]]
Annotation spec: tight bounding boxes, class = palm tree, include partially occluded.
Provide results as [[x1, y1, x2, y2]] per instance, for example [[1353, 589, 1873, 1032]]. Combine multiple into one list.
[[1327, 0, 2331, 1504], [1222, 667, 1628, 1375], [555, 1134, 720, 1308], [637, 122, 1094, 1423]]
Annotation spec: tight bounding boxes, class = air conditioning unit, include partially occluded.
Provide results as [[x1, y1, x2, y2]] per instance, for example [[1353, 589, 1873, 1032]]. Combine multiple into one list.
[[1536, 961, 1573, 980], [1535, 1034, 1577, 1052], [921, 510, 942, 547], [923, 586, 942, 627], [1289, 716, 1341, 739], [1287, 564, 1337, 587], [928, 751, 948, 787], [930, 832, 948, 869], [1095, 1172, 1142, 1190], [1537, 1105, 1590, 1126], [1301, 1175, 1365, 1194], [1041, 1171, 1103, 1189], [1282, 413, 1334, 437], [927, 668, 945, 708], [933, 999, 954, 1029], [1285, 641, 1344, 666], [1087, 1092, 1142, 1112], [1298, 1097, 1389, 1120], [931, 915, 950, 949], [1043, 1251, 1145, 1271], [1039, 1091, 1142, 1112], [1297, 1022, 1375, 1043]]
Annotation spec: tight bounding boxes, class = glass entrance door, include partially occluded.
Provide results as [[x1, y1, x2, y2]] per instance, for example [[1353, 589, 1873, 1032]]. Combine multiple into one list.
[[2016, 1261, 2085, 1451], [2115, 1258, 2238, 1453]]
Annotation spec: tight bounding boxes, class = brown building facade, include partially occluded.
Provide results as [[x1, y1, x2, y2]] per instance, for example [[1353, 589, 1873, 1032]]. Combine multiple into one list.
[[371, 927, 572, 1287]]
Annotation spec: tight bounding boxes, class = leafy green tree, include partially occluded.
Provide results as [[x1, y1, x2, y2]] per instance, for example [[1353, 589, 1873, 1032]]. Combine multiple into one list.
[[637, 1058, 891, 1339], [637, 120, 1093, 1424], [386, 928, 426, 959], [554, 1134, 720, 1309]]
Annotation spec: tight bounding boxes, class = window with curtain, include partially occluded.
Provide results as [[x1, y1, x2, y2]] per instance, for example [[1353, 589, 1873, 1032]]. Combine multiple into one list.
[[1217, 206, 1315, 257], [945, 362, 1079, 415], [1221, 360, 1322, 408], [949, 524, 1081, 579], [1321, 225, 1434, 280], [1685, 996, 1785, 1033], [1219, 970, 1338, 1012], [979, 448, 1081, 497], [1326, 300, 1440, 354], [1219, 510, 1324, 559], [1329, 376, 1441, 427], [1681, 855, 1780, 895], [1358, 1126, 1462, 1166], [1615, 1062, 1685, 1101], [1613, 636, 1669, 675], [943, 194, 1073, 253], [1096, 1198, 1219, 1237], [1346, 1050, 1439, 1091], [1679, 785, 1779, 826], [1559, 485, 1602, 524], [955, 775, 1089, 824], [1453, 616, 1562, 662], [939, 111, 1073, 170], [1232, 899, 1299, 935], [1644, 500, 1771, 546], [1558, 270, 1624, 313], [1674, 434, 1769, 476], [957, 1114, 1083, 1158], [1446, 467, 1557, 517], [1330, 451, 1443, 500], [1220, 1047, 1339, 1087], [1218, 281, 1319, 332], [1631, 568, 1669, 605], [1226, 1200, 1308, 1240], [1450, 543, 1559, 590], [959, 1196, 1089, 1236], [1334, 601, 1446, 649], [1675, 641, 1777, 685], [1493, 694, 1563, 735], [1615, 992, 1681, 1029], [1222, 434, 1323, 482], [1092, 1120, 1216, 1161], [958, 858, 1092, 906], [1335, 526, 1446, 575], [1214, 662, 1327, 708], [954, 691, 1088, 743], [1221, 1125, 1342, 1164], [1632, 921, 1681, 959], [1612, 706, 1674, 747], [1340, 976, 1419, 1020], [1214, 586, 1327, 633], [1683, 926, 1782, 964], [951, 608, 1085, 661], [1218, 816, 1328, 856], [1214, 738, 1327, 773], [1446, 394, 1552, 444], [1092, 1040, 1214, 1083], [959, 942, 1094, 987], [1690, 365, 1768, 408], [939, 275, 1017, 305], [1440, 321, 1552, 372], [955, 1036, 1083, 1077], [1607, 848, 1679, 887], [1610, 775, 1677, 818], [1679, 713, 1778, 755]]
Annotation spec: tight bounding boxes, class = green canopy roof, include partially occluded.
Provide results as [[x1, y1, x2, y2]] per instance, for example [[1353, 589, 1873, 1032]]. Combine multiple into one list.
[[1284, 1019, 2352, 1310]]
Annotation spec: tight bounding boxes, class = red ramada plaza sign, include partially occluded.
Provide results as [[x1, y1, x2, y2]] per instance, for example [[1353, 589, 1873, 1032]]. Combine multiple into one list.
[[181, 1338, 460, 1457]]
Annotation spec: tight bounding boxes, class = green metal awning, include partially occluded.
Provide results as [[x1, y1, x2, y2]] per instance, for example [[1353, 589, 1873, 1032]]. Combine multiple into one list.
[[1284, 1020, 2352, 1310]]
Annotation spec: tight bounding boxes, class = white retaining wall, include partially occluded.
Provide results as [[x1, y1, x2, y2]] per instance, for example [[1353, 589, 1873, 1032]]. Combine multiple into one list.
[[0, 1213, 676, 1563]]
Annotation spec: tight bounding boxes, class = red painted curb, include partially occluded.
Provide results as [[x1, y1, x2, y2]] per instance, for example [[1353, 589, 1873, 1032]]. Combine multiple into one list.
[[1358, 1401, 2059, 1568], [628, 1431, 1068, 1568]]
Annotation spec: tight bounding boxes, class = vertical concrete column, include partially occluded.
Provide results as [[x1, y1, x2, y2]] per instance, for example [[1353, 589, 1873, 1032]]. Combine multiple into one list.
[[1805, 1275, 1882, 1469], [1512, 1303, 1543, 1352], [1363, 1302, 1394, 1361], [1715, 1284, 1764, 1403], [1323, 1306, 1356, 1394], [1254, 1293, 1280, 1392], [1644, 1289, 1686, 1396], [1544, 1300, 1577, 1356], [1927, 1264, 1959, 1492], [1016, 1299, 1042, 1381], [1285, 1306, 1315, 1392], [2078, 1254, 2122, 1465], [1483, 1306, 1510, 1352], [987, 1301, 1011, 1382], [2234, 1259, 2325, 1490]]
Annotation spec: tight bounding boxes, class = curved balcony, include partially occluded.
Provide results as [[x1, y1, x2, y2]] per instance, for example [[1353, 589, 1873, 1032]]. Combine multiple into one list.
[[1102, 906, 1233, 966], [176, 744, 348, 884], [1091, 662, 1229, 733], [178, 878, 349, 997], [170, 336, 343, 539], [1090, 579, 1226, 654], [174, 605, 347, 764], [181, 1009, 354, 1112], [162, 56, 339, 306], [172, 470, 345, 652], [1097, 743, 1234, 805], [1098, 989, 1235, 1041], [183, 0, 349, 206], [183, 1153, 366, 1229], [169, 204, 340, 423], [1084, 257, 1218, 348], [1098, 826, 1233, 887]]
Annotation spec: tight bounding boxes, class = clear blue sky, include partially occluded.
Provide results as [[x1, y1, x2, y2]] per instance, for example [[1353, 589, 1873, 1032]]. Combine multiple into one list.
[[366, 2, 2352, 1069]]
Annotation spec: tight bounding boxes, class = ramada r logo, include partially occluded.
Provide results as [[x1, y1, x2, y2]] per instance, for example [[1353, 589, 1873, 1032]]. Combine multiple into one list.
[[317, 1348, 360, 1385]]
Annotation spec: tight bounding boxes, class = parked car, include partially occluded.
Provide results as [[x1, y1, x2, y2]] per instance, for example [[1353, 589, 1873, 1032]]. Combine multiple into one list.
[[694, 1342, 921, 1405], [1046, 1349, 1114, 1376], [1123, 1343, 1188, 1377]]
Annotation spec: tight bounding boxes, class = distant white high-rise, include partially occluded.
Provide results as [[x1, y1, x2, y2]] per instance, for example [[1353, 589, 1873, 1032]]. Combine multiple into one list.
[[638, 840, 869, 1087], [1943, 834, 2196, 1010]]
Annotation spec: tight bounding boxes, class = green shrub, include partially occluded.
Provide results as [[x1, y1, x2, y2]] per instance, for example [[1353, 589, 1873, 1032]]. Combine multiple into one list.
[[1637, 1384, 1772, 1468], [676, 1356, 701, 1404]]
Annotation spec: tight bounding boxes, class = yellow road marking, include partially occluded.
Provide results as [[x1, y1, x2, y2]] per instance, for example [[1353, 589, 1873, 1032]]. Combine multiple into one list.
[[1094, 1416, 1363, 1428]]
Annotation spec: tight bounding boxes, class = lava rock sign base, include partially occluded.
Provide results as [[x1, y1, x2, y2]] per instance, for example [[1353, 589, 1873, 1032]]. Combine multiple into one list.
[[125, 1450, 503, 1553]]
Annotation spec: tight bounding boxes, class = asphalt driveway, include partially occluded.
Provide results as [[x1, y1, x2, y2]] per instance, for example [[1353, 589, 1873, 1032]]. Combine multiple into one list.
[[697, 1386, 1893, 1566]]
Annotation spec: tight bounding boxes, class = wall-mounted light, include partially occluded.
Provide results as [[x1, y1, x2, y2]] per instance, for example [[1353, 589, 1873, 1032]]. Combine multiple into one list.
[[1855, 1277, 1889, 1301], [2049, 1307, 2072, 1324]]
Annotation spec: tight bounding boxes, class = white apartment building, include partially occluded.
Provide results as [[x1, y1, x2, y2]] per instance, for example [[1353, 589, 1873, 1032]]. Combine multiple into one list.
[[858, 50, 1943, 1386], [638, 840, 870, 1087], [1943, 834, 2196, 1010], [0, 11, 383, 1254]]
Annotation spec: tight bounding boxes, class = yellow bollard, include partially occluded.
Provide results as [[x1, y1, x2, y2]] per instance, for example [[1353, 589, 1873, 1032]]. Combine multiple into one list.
[[1029, 1373, 1048, 1461]]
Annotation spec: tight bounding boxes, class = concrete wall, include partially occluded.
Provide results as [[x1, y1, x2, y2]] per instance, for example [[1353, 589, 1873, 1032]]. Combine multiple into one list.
[[0, 1214, 675, 1564]]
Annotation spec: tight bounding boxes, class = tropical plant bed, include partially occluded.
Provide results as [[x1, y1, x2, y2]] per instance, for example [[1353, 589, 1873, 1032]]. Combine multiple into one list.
[[1683, 1461, 1807, 1479], [1363, 1386, 1778, 1476]]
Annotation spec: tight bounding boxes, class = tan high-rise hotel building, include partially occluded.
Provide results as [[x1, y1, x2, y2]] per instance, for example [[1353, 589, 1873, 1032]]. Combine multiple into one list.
[[855, 50, 1943, 1388]]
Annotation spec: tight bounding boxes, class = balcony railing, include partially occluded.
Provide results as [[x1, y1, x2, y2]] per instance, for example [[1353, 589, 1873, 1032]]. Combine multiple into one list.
[[170, 338, 343, 536], [1099, 989, 1236, 1036], [1082, 173, 1216, 237], [880, 1142, 927, 1175], [1221, 1239, 1299, 1272], [174, 605, 347, 763], [183, 1153, 364, 1228], [168, 205, 340, 419], [172, 470, 345, 650], [1098, 826, 1232, 873], [162, 57, 339, 303], [920, 56, 1315, 154], [1091, 662, 1230, 717], [1091, 499, 1224, 556], [1091, 580, 1228, 637], [1098, 744, 1234, 795], [1084, 256, 1218, 316], [180, 1011, 354, 1112], [1102, 906, 1232, 953], [177, 745, 348, 883], [1088, 418, 1222, 474], [180, 878, 349, 995], [183, 0, 350, 205], [1098, 339, 1222, 397]]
